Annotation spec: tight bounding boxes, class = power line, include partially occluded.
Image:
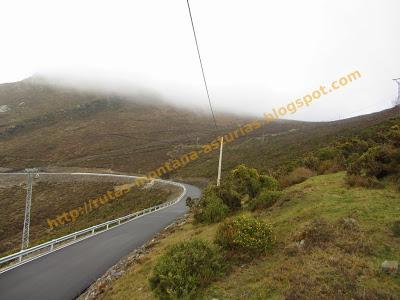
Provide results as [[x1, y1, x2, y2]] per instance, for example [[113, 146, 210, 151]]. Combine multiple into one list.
[[186, 0, 218, 130]]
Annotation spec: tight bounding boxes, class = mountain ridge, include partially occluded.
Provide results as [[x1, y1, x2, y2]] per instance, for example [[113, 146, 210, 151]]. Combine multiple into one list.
[[0, 77, 398, 180]]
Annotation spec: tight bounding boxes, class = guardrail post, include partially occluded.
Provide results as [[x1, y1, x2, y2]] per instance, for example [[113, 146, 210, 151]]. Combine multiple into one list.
[[106, 224, 109, 230], [18, 255, 22, 262], [50, 243, 54, 251], [91, 229, 94, 235]]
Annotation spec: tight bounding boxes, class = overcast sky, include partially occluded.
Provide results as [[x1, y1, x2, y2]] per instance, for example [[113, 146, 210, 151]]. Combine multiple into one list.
[[1, 0, 400, 121]]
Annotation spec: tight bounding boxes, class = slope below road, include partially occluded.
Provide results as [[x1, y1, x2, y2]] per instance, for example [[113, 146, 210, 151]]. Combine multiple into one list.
[[0, 183, 201, 300]]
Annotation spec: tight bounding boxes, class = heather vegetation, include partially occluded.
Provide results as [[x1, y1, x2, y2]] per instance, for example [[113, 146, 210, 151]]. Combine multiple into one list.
[[3, 79, 399, 183], [144, 118, 400, 298], [99, 116, 400, 300], [273, 117, 400, 190], [101, 170, 399, 300]]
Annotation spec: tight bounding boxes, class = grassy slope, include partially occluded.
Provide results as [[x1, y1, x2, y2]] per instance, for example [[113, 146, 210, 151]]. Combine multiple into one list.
[[100, 172, 400, 299], [0, 178, 180, 257]]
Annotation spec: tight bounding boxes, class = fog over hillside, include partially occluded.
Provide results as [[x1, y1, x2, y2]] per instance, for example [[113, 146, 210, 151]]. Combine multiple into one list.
[[1, 0, 399, 121], [27, 74, 243, 117]]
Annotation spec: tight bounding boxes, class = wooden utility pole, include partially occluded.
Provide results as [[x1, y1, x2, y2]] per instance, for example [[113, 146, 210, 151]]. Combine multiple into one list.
[[217, 137, 224, 186], [393, 78, 400, 115]]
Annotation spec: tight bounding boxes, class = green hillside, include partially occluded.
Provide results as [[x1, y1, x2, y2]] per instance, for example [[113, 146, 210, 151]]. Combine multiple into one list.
[[99, 172, 400, 299], [95, 114, 400, 300]]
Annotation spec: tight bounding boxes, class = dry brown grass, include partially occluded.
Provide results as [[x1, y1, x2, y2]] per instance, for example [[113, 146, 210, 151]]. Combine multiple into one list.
[[345, 175, 384, 189], [289, 218, 372, 255], [280, 217, 395, 299], [282, 249, 397, 300], [279, 167, 315, 187], [318, 159, 344, 174]]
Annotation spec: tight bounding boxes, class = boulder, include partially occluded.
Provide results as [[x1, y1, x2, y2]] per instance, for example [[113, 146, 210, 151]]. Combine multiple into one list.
[[381, 260, 398, 274]]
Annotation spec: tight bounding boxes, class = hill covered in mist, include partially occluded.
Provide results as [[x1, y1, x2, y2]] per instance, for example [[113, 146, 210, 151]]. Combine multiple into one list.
[[0, 76, 398, 180]]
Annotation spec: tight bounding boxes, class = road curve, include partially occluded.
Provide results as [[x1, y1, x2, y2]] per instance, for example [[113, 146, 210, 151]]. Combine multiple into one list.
[[0, 181, 201, 300]]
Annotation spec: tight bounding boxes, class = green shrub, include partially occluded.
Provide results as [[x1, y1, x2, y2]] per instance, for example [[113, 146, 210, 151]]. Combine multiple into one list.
[[215, 215, 275, 257], [250, 190, 282, 211], [303, 155, 320, 171], [346, 155, 364, 176], [347, 152, 360, 164], [336, 138, 369, 159], [218, 164, 279, 201], [215, 183, 242, 210], [346, 153, 362, 175], [260, 175, 279, 191], [357, 145, 398, 178], [149, 239, 225, 299], [193, 193, 229, 224], [317, 147, 339, 161], [386, 125, 400, 147], [362, 146, 391, 178], [273, 162, 299, 179], [230, 164, 262, 198]]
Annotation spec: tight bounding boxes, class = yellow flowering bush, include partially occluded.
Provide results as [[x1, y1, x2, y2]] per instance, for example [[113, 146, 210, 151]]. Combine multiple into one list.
[[215, 215, 275, 257]]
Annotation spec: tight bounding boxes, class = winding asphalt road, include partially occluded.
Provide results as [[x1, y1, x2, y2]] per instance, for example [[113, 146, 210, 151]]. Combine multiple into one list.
[[0, 181, 201, 300]]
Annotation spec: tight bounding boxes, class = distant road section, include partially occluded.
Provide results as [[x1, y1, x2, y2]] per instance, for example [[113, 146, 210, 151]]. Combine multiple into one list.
[[0, 181, 201, 300]]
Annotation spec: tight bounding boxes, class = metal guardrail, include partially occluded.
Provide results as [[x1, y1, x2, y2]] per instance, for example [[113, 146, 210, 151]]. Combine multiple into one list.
[[0, 176, 186, 271]]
